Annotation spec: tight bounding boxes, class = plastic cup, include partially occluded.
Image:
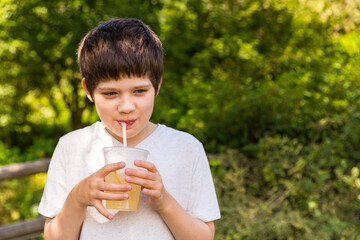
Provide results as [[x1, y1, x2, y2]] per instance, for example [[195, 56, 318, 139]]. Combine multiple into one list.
[[103, 146, 149, 211]]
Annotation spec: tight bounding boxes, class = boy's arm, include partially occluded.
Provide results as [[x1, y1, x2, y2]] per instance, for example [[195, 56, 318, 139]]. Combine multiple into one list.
[[157, 193, 215, 239], [43, 162, 129, 239], [126, 161, 216, 240], [44, 188, 87, 240]]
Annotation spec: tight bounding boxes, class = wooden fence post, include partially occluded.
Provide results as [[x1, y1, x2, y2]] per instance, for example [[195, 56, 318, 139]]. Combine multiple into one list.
[[0, 159, 51, 239], [0, 216, 45, 240], [0, 159, 50, 181]]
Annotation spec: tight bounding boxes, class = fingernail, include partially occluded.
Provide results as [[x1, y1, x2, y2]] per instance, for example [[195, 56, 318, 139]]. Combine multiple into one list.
[[124, 193, 129, 199], [125, 176, 131, 182], [134, 160, 140, 165], [127, 185, 132, 190]]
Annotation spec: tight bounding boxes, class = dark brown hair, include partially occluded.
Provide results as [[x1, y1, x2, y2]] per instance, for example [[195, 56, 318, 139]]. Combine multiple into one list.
[[77, 18, 163, 96]]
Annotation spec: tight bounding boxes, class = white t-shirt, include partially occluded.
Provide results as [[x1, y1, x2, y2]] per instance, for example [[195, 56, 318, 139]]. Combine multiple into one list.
[[38, 122, 221, 239]]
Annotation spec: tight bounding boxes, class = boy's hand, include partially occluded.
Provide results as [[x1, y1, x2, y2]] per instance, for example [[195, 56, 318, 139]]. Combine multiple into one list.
[[124, 160, 171, 213], [73, 162, 130, 219]]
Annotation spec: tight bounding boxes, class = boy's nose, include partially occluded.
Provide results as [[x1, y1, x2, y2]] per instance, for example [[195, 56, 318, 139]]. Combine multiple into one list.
[[117, 96, 135, 113]]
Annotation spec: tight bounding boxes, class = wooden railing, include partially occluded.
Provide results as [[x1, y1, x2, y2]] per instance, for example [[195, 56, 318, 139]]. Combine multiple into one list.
[[0, 159, 50, 240]]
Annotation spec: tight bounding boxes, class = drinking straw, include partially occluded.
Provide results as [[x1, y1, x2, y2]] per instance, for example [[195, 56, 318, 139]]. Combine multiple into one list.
[[111, 122, 127, 184], [114, 172, 121, 184], [121, 122, 127, 147]]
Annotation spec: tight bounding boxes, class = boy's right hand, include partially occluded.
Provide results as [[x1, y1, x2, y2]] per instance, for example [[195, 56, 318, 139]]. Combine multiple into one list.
[[72, 162, 130, 219]]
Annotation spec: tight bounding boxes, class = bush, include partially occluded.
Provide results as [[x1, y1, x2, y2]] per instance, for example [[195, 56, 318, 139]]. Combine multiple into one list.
[[0, 173, 47, 225], [211, 140, 360, 239], [0, 138, 54, 225]]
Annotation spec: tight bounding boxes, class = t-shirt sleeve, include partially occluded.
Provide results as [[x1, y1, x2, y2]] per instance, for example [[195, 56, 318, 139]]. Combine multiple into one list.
[[187, 143, 221, 222], [38, 140, 68, 218]]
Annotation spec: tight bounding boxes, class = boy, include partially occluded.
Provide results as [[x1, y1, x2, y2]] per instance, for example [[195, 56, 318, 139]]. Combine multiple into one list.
[[38, 18, 220, 239]]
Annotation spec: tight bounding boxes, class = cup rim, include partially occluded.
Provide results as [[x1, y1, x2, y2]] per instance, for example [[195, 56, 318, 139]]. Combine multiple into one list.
[[102, 146, 149, 155]]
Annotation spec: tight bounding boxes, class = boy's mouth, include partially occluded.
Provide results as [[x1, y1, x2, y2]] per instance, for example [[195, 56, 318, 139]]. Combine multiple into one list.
[[118, 120, 136, 128]]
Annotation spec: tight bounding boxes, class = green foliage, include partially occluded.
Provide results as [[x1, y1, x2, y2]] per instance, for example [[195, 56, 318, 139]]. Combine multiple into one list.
[[1, 0, 360, 239], [211, 146, 360, 240], [0, 173, 46, 225], [0, 139, 55, 165], [152, 0, 360, 154], [0, 138, 54, 225], [0, 0, 162, 148]]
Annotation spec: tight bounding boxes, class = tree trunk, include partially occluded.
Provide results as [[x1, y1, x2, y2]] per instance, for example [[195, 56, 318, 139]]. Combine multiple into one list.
[[71, 106, 84, 130], [70, 79, 86, 130]]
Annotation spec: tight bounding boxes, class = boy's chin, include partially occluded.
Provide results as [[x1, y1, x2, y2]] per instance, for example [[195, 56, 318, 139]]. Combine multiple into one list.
[[104, 126, 123, 139]]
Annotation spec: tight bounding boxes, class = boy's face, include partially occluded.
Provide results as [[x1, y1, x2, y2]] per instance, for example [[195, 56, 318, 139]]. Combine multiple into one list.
[[84, 77, 158, 146]]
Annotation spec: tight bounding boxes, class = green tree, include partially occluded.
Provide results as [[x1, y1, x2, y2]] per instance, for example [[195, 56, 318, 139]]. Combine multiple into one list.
[[0, 0, 162, 148], [154, 0, 360, 152]]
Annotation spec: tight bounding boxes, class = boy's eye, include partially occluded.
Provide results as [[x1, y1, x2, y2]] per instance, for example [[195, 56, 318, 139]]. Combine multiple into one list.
[[134, 89, 147, 94], [103, 92, 117, 96]]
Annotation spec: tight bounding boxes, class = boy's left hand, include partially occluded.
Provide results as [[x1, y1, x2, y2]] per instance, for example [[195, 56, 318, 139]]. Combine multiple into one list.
[[124, 160, 170, 212]]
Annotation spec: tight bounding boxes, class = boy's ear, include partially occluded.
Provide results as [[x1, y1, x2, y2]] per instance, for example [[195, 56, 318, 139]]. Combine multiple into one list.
[[156, 77, 163, 96], [81, 78, 94, 102]]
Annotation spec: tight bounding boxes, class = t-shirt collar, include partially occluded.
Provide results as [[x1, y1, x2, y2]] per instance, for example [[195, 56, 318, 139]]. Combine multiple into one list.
[[95, 121, 163, 148]]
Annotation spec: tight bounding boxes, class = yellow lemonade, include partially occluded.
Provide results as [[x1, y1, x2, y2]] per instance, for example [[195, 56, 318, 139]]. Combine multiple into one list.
[[105, 171, 141, 211]]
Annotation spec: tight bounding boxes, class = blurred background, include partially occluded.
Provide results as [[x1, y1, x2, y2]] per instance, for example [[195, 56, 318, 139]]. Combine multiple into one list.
[[0, 0, 360, 239]]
